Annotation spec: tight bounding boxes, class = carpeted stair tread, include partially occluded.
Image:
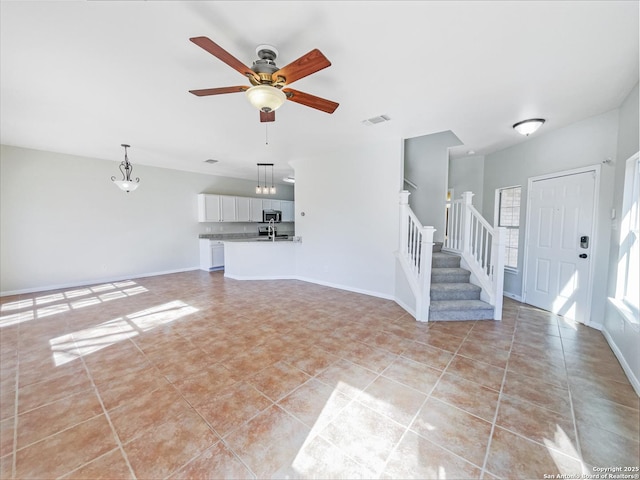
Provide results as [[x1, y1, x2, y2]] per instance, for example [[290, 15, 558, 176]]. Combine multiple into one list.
[[429, 299, 495, 321], [429, 299, 493, 311], [431, 267, 471, 283], [432, 252, 461, 268], [430, 282, 481, 300]]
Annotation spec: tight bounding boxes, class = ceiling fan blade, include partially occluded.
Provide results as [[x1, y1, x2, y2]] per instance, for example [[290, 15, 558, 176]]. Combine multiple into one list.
[[260, 111, 275, 123], [283, 88, 339, 114], [189, 86, 248, 96], [273, 49, 331, 85], [190, 36, 259, 82]]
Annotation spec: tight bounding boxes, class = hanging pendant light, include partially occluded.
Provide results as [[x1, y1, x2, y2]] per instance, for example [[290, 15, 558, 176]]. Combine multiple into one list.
[[270, 164, 276, 194], [256, 164, 262, 194], [256, 163, 276, 195], [111, 144, 140, 192]]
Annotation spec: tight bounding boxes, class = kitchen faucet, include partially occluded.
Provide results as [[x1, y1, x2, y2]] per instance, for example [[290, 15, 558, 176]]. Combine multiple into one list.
[[268, 218, 275, 242]]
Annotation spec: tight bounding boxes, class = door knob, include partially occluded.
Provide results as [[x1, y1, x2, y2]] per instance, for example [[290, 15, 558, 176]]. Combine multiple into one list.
[[579, 253, 588, 259]]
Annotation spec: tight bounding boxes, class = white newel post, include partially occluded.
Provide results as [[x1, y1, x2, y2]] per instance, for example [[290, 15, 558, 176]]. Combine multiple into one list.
[[461, 191, 474, 256], [399, 191, 410, 257], [416, 226, 435, 322], [491, 226, 507, 320]]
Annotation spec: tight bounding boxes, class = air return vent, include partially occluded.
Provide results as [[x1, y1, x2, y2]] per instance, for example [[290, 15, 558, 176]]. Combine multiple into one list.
[[362, 114, 391, 126]]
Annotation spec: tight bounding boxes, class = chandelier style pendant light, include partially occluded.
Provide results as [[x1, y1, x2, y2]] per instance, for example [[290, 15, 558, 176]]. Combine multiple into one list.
[[256, 163, 276, 195], [111, 144, 140, 192]]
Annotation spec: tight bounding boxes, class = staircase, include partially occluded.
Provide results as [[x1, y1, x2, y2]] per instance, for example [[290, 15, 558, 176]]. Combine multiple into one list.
[[395, 190, 506, 322], [429, 243, 494, 321]]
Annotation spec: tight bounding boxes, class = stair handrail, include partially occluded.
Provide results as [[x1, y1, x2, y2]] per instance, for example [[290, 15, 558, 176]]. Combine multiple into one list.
[[399, 190, 435, 321], [444, 191, 506, 320]]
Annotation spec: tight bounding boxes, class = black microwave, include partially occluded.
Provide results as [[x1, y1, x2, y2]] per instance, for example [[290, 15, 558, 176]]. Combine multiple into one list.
[[263, 209, 282, 223]]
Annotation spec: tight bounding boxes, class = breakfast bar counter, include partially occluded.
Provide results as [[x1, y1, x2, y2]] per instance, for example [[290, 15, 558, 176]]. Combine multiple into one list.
[[222, 239, 298, 280]]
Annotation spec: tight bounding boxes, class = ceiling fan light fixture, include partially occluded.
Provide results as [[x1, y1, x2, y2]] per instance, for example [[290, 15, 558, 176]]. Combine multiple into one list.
[[513, 118, 545, 136], [246, 85, 286, 112]]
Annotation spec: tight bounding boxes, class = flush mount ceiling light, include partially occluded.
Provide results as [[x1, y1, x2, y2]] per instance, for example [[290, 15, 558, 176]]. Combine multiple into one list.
[[256, 163, 276, 195], [513, 118, 545, 136], [111, 144, 140, 192], [282, 176, 295, 184], [245, 85, 286, 113]]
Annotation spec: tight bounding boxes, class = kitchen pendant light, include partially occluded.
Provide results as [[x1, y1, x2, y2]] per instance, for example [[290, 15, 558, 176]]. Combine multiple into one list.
[[256, 163, 276, 195], [111, 144, 140, 192], [513, 118, 545, 136], [256, 164, 262, 194]]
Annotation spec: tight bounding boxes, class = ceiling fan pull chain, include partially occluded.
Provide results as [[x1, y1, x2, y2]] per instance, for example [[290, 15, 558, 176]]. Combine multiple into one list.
[[265, 123, 269, 145]]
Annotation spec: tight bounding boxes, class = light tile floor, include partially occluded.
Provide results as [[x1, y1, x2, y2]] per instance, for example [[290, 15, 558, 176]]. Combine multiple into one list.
[[0, 271, 638, 479]]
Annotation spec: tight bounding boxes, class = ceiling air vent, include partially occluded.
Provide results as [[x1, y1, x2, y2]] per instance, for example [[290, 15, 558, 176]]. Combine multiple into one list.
[[362, 114, 391, 126]]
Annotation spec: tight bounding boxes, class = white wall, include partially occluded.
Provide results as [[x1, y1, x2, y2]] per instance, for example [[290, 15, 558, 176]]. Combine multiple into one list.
[[603, 83, 639, 393], [448, 154, 485, 208], [291, 138, 402, 298], [404, 131, 462, 242], [483, 110, 619, 325], [0, 144, 293, 294]]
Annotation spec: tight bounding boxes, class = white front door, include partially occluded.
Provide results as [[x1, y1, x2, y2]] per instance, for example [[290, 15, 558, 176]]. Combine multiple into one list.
[[524, 169, 597, 323]]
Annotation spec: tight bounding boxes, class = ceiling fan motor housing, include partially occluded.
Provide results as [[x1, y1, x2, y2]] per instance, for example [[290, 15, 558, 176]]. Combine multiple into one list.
[[251, 45, 279, 84]]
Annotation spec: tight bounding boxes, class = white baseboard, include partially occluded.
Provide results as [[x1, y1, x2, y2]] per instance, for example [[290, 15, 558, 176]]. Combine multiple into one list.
[[393, 297, 417, 320], [602, 328, 640, 396], [503, 291, 523, 302], [293, 276, 394, 301], [0, 267, 200, 297], [223, 272, 395, 302]]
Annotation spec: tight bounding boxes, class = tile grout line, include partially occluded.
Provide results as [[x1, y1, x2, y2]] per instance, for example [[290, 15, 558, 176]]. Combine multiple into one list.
[[377, 320, 480, 478], [126, 334, 257, 479], [478, 310, 518, 479], [76, 339, 137, 480], [558, 324, 586, 471]]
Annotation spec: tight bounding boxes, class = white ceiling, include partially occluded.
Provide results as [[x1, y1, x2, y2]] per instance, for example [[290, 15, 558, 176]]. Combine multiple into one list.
[[1, 1, 638, 184]]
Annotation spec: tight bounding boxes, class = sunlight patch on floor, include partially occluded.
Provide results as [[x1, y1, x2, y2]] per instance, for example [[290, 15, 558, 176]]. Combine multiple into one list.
[[0, 281, 148, 327], [49, 300, 199, 366]]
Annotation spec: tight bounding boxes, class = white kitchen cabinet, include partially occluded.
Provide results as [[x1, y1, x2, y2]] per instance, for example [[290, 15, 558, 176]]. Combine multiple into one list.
[[199, 193, 294, 223], [264, 199, 282, 211], [281, 200, 294, 222], [198, 194, 222, 222], [250, 198, 263, 222], [236, 197, 251, 222], [220, 195, 237, 222], [199, 239, 224, 271]]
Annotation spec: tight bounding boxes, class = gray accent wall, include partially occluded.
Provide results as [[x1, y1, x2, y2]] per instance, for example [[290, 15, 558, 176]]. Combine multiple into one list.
[[483, 109, 620, 326], [448, 154, 485, 208], [404, 130, 462, 242]]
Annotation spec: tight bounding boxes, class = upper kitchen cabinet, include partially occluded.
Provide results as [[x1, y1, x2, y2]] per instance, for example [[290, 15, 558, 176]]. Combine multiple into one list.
[[198, 194, 295, 223], [220, 195, 237, 222], [198, 194, 222, 222], [236, 197, 252, 222], [250, 198, 263, 222], [281, 201, 294, 222], [198, 194, 236, 222], [263, 199, 281, 211]]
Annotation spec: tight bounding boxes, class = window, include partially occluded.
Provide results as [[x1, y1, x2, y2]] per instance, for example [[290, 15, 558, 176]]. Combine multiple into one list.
[[496, 186, 521, 269], [615, 152, 639, 322]]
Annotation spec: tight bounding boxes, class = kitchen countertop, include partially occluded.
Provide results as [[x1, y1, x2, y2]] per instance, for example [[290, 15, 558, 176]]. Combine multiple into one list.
[[199, 233, 293, 242]]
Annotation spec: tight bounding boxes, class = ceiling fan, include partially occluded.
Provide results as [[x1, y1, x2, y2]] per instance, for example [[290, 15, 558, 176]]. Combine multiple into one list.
[[188, 36, 339, 122]]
